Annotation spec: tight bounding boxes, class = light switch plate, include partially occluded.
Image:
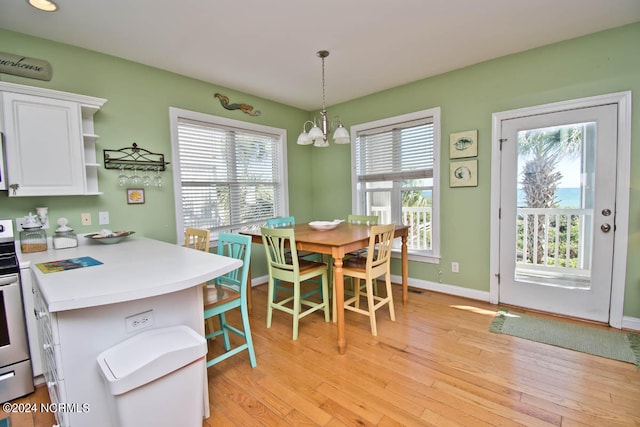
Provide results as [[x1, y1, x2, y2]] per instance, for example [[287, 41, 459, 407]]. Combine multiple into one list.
[[98, 211, 109, 225]]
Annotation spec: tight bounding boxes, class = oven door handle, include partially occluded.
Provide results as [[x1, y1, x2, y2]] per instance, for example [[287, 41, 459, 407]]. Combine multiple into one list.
[[0, 371, 16, 382], [0, 275, 18, 287]]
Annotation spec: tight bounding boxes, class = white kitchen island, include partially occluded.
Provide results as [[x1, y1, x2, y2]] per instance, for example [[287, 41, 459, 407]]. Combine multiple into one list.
[[18, 236, 240, 427]]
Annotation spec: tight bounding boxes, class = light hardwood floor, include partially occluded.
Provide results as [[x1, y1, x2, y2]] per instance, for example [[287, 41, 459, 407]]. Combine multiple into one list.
[[5, 283, 640, 426]]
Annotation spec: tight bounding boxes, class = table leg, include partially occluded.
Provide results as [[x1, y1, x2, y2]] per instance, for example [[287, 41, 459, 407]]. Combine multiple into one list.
[[333, 256, 346, 354], [402, 234, 408, 305]]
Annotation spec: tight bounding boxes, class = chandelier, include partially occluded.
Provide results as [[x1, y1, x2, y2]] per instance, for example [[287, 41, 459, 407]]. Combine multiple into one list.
[[296, 50, 350, 147]]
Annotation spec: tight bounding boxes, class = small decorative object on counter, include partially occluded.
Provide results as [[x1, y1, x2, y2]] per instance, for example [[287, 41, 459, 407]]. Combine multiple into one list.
[[20, 212, 47, 253], [52, 218, 78, 249]]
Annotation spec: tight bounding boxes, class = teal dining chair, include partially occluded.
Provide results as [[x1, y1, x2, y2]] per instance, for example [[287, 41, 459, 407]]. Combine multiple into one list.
[[203, 232, 257, 367], [261, 226, 330, 340]]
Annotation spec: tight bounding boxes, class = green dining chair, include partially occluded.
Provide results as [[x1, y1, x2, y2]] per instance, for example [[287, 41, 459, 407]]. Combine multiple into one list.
[[265, 216, 323, 303], [203, 232, 257, 367], [346, 214, 379, 258], [261, 226, 330, 340]]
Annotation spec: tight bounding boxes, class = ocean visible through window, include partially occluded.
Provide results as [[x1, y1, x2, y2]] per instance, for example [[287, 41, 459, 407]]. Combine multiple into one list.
[[517, 187, 580, 208]]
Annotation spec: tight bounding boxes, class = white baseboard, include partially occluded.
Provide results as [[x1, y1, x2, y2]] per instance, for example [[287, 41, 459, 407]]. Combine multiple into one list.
[[622, 316, 640, 332], [390, 274, 491, 302], [254, 273, 640, 331]]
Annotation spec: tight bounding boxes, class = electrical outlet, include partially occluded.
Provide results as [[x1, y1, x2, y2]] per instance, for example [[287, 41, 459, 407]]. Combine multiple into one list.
[[99, 211, 109, 225], [125, 310, 154, 333], [81, 213, 91, 226], [451, 262, 460, 273]]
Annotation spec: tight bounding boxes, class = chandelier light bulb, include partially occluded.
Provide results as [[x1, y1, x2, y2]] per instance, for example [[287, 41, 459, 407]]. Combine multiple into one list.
[[333, 123, 350, 144], [308, 124, 324, 143], [296, 131, 312, 145], [27, 0, 58, 11]]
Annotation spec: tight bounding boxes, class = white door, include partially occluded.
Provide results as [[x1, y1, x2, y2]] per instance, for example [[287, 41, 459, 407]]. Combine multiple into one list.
[[497, 103, 618, 322]]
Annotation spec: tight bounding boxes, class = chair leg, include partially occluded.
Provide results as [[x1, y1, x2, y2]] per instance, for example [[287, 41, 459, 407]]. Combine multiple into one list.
[[266, 278, 274, 329], [365, 278, 378, 336], [292, 282, 301, 340], [354, 278, 362, 310], [219, 312, 232, 350], [240, 304, 257, 367], [385, 274, 396, 321], [321, 272, 330, 322]]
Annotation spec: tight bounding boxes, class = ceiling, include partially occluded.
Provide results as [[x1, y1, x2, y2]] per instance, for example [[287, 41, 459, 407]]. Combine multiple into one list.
[[1, 0, 639, 111]]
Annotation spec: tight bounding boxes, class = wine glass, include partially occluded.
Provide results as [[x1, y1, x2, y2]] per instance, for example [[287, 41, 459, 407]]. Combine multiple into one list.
[[153, 167, 163, 187], [130, 167, 142, 186], [142, 167, 152, 187], [118, 166, 129, 187]]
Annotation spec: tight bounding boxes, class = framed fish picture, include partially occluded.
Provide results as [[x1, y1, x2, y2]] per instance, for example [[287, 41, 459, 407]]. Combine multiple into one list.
[[450, 129, 478, 159]]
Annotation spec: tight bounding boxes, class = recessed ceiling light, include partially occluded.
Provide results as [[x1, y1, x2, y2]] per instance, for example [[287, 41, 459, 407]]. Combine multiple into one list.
[[27, 0, 58, 12]]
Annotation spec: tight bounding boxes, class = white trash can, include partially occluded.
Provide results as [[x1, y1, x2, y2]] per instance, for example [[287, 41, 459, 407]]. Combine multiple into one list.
[[97, 325, 207, 427]]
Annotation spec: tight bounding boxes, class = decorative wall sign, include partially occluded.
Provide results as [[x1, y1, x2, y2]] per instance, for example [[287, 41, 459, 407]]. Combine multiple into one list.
[[127, 188, 145, 204], [214, 93, 261, 116], [449, 129, 478, 159], [0, 51, 52, 81], [450, 159, 478, 187]]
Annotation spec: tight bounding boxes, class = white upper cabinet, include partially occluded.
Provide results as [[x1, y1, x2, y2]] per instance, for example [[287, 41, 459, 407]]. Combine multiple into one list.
[[0, 82, 106, 196]]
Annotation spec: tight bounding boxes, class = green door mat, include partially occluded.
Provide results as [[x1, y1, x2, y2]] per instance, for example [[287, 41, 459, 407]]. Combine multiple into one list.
[[490, 309, 640, 368]]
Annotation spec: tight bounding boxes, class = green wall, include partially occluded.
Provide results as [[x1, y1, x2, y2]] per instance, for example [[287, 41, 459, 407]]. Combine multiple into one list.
[[1, 23, 639, 318]]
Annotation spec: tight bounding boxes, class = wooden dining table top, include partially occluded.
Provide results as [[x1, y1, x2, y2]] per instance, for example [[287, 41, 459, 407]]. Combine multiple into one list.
[[241, 221, 410, 354]]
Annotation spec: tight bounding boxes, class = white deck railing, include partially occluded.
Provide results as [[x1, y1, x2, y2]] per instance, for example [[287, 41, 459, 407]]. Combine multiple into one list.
[[370, 206, 432, 251], [516, 207, 592, 277]]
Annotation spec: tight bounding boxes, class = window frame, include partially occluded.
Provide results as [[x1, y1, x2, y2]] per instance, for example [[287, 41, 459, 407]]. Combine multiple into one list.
[[169, 107, 289, 245], [350, 107, 441, 263]]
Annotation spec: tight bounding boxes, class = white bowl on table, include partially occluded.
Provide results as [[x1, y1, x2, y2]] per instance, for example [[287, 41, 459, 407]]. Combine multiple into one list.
[[309, 220, 342, 231]]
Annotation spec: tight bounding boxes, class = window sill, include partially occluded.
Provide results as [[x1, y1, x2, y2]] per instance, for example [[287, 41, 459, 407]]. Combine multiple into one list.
[[392, 250, 440, 264]]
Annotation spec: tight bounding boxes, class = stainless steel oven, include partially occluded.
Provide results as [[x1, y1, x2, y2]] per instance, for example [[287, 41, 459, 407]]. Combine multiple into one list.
[[0, 218, 34, 403]]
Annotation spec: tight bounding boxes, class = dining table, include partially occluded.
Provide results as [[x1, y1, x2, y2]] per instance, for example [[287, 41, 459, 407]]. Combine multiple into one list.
[[241, 221, 410, 354]]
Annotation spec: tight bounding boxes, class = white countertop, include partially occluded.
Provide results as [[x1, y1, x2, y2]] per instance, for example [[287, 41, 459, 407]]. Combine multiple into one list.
[[17, 236, 241, 313]]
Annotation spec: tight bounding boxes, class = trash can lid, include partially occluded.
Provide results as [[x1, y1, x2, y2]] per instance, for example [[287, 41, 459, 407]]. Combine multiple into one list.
[[97, 325, 207, 395]]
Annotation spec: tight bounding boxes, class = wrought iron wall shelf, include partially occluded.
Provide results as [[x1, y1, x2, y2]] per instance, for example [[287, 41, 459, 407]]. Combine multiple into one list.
[[103, 143, 169, 171]]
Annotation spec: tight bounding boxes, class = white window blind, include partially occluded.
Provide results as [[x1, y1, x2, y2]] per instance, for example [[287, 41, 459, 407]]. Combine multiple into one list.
[[351, 108, 440, 261], [355, 117, 434, 181], [173, 114, 286, 235]]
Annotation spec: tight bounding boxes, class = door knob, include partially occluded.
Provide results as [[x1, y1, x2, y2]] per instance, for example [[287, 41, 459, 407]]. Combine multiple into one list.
[[601, 223, 611, 233], [602, 208, 612, 216]]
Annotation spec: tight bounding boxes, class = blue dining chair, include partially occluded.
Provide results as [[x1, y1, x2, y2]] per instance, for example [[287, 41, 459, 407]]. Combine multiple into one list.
[[203, 232, 257, 367]]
